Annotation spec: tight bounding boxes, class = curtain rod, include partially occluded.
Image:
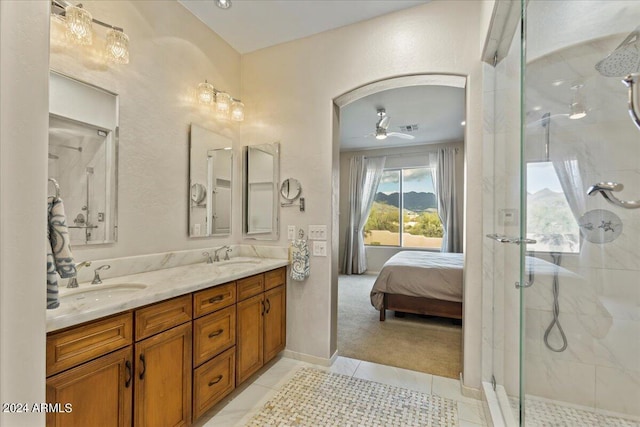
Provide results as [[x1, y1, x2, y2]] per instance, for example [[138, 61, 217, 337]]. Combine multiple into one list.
[[363, 147, 459, 159]]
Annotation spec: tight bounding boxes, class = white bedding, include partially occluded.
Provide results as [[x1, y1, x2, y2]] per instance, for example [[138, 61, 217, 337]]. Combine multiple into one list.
[[370, 251, 463, 310]]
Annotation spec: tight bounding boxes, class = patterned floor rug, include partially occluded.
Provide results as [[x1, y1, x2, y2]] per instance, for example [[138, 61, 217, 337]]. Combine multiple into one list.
[[247, 368, 458, 426]]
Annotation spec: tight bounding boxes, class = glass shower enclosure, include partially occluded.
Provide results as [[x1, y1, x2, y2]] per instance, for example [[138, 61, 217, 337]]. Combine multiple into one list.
[[485, 1, 640, 425]]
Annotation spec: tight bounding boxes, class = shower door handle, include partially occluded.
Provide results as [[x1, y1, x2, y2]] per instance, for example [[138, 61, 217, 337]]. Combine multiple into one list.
[[486, 234, 537, 245]]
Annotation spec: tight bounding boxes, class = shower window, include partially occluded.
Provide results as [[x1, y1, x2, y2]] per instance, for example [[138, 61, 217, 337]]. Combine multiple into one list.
[[526, 162, 580, 253], [364, 167, 443, 249]]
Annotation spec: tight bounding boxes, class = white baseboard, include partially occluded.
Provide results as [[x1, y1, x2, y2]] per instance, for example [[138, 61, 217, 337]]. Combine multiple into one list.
[[282, 349, 338, 367], [459, 372, 482, 399]]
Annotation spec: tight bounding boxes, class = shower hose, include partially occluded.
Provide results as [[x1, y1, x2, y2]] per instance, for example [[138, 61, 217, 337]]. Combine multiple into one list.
[[543, 252, 568, 352]]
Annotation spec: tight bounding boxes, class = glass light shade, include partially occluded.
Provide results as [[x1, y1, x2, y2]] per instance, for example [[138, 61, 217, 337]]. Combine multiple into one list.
[[216, 92, 232, 115], [569, 102, 587, 120], [106, 29, 129, 64], [216, 0, 232, 9], [197, 82, 215, 105], [231, 101, 245, 121], [65, 5, 93, 45]]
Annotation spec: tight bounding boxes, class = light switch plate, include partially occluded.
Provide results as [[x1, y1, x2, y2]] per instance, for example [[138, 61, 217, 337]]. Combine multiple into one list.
[[499, 209, 519, 226], [194, 224, 201, 235], [287, 225, 296, 240], [312, 240, 327, 256], [308, 225, 327, 240]]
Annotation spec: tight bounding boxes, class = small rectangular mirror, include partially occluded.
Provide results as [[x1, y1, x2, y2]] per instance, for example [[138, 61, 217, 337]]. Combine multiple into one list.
[[189, 124, 233, 237], [243, 143, 280, 240], [49, 71, 118, 245]]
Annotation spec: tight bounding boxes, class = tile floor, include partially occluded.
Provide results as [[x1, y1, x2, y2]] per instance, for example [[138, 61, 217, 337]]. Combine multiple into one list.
[[193, 356, 487, 427]]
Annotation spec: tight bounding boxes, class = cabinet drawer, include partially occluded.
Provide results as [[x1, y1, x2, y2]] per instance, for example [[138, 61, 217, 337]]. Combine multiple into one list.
[[135, 294, 192, 341], [193, 347, 235, 421], [237, 274, 264, 301], [193, 305, 236, 367], [47, 312, 133, 377], [193, 282, 236, 318], [264, 267, 286, 291]]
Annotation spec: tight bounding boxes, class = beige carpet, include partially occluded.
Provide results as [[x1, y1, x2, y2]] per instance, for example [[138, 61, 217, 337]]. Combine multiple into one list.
[[338, 274, 462, 379]]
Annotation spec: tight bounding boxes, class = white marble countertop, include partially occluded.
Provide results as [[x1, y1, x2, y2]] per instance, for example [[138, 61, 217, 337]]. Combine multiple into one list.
[[47, 257, 289, 333]]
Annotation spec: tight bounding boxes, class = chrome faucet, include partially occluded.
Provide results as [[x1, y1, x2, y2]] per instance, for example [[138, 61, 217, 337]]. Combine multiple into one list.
[[67, 261, 91, 288], [202, 251, 213, 264], [213, 245, 231, 262], [92, 265, 111, 284]]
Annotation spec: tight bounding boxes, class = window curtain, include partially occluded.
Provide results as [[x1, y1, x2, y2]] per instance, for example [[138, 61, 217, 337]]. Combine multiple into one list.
[[552, 157, 587, 223], [343, 155, 386, 274], [430, 148, 461, 253]]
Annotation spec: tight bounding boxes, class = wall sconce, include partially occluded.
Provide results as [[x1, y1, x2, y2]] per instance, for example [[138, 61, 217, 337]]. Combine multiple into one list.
[[196, 81, 244, 122], [51, 0, 130, 64]]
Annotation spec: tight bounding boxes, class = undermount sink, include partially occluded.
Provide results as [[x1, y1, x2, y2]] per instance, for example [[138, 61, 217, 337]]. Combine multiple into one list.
[[216, 258, 262, 266], [60, 283, 148, 304]]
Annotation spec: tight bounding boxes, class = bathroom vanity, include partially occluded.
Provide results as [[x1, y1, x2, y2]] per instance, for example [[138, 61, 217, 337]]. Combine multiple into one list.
[[45, 260, 287, 427]]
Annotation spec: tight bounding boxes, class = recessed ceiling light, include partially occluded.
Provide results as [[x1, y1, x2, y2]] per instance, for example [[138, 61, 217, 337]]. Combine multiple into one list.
[[460, 120, 466, 126], [216, 0, 231, 9], [552, 80, 564, 87]]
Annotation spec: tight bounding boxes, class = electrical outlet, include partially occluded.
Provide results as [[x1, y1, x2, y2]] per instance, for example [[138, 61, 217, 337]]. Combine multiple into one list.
[[308, 225, 327, 240], [288, 225, 296, 240], [194, 223, 201, 235], [499, 209, 518, 226], [312, 240, 327, 256]]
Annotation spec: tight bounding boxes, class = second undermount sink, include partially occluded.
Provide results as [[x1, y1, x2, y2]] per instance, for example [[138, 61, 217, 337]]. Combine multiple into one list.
[[215, 258, 262, 266], [60, 283, 148, 304]]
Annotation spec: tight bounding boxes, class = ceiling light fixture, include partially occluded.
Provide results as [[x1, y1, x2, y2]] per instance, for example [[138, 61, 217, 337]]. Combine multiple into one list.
[[51, 0, 130, 64], [569, 84, 587, 120], [196, 80, 244, 121], [216, 0, 232, 9]]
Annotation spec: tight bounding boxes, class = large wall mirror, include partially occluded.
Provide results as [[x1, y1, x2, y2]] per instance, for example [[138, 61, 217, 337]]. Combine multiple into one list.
[[189, 124, 233, 237], [242, 143, 280, 240], [49, 71, 118, 245]]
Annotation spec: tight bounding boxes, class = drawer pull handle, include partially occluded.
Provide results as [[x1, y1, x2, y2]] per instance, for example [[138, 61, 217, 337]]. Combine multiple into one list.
[[139, 354, 146, 380], [265, 299, 271, 314], [125, 360, 132, 388], [261, 300, 265, 315], [208, 295, 224, 304], [208, 329, 224, 338], [208, 375, 223, 387]]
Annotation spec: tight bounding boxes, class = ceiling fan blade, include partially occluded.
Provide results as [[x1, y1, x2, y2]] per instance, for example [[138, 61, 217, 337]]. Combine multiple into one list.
[[387, 132, 415, 140], [379, 116, 390, 129]]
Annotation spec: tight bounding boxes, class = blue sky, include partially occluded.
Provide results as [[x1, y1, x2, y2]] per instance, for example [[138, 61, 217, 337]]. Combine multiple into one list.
[[526, 162, 563, 193]]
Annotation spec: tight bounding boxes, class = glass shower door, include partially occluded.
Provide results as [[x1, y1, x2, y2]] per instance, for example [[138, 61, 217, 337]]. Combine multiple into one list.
[[521, 1, 640, 425]]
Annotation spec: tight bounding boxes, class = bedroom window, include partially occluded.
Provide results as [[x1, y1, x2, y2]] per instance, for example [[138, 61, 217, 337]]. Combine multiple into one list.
[[364, 168, 443, 248], [526, 162, 580, 253]]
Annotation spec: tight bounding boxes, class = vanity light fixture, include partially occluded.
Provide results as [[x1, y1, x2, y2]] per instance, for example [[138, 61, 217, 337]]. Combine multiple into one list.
[[51, 0, 130, 64], [196, 80, 244, 121], [216, 0, 232, 9], [569, 84, 587, 120]]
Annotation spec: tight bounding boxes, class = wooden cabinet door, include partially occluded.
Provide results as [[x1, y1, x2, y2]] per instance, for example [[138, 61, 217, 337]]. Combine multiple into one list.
[[236, 293, 264, 385], [46, 347, 133, 427], [134, 323, 192, 427], [263, 285, 286, 363]]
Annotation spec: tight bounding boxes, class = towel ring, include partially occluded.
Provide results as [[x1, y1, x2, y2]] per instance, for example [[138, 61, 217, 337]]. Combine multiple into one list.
[[48, 178, 61, 198]]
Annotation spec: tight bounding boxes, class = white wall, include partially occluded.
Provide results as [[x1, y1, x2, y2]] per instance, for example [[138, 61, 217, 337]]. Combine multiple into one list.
[[242, 0, 494, 387], [50, 0, 242, 262], [0, 1, 50, 425], [339, 141, 465, 273]]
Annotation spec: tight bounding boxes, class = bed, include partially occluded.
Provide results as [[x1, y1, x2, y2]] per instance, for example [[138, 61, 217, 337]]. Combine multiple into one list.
[[370, 251, 463, 321]]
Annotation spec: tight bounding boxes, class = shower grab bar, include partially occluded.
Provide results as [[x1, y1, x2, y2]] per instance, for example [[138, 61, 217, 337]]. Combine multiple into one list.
[[622, 74, 640, 131], [48, 178, 61, 198], [485, 234, 537, 245], [587, 182, 640, 209]]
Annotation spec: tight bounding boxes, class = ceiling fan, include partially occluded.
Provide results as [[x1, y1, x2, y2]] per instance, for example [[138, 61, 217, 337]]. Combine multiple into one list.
[[366, 108, 415, 140]]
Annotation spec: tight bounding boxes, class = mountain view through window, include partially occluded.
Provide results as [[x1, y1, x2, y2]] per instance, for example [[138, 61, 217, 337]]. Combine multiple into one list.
[[364, 168, 443, 249]]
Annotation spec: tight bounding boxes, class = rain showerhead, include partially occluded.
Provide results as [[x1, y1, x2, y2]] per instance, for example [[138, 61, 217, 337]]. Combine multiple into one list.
[[595, 27, 640, 77]]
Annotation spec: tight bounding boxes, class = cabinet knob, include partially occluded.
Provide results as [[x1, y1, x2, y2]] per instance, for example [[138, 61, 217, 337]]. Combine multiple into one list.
[[208, 295, 224, 304], [208, 329, 224, 338], [208, 375, 223, 387]]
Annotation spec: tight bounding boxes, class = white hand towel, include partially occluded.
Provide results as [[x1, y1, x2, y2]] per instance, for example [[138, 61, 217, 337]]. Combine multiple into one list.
[[290, 238, 310, 281], [47, 196, 76, 309]]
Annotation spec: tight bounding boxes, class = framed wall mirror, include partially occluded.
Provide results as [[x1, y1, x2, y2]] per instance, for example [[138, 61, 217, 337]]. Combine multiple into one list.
[[189, 124, 233, 237], [49, 71, 118, 245], [242, 143, 280, 240]]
